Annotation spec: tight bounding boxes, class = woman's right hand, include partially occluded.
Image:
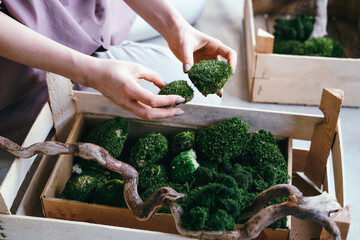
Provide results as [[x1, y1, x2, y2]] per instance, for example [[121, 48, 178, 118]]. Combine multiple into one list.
[[82, 58, 185, 119]]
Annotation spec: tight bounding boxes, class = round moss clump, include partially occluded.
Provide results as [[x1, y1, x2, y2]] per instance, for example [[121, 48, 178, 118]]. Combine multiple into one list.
[[62, 174, 100, 203], [129, 133, 169, 168], [188, 60, 232, 94], [171, 149, 199, 184], [170, 130, 196, 155], [139, 164, 168, 190], [83, 117, 128, 159], [158, 80, 194, 107], [93, 179, 127, 207]]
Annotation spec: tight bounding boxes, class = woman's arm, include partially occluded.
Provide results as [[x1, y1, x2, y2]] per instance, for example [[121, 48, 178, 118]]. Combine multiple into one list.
[[0, 12, 184, 119], [124, 0, 237, 73]]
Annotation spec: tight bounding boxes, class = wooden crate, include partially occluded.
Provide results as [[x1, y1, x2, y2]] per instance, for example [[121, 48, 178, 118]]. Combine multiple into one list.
[[244, 0, 360, 107], [0, 73, 350, 239]]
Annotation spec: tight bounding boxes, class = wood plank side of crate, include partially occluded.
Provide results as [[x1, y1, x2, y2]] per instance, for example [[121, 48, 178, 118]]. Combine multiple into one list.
[[0, 103, 53, 214], [0, 214, 187, 240], [251, 53, 360, 107], [244, 0, 257, 100], [73, 91, 324, 141]]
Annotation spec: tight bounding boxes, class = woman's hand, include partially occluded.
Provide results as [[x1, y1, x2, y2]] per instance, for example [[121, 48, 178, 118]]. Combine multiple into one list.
[[167, 24, 237, 74], [84, 58, 186, 119]]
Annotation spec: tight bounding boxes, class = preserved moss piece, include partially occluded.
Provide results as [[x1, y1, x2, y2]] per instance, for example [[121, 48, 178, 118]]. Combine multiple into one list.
[[273, 14, 315, 41], [129, 133, 168, 168], [83, 117, 128, 159], [188, 60, 232, 94], [138, 164, 168, 190], [196, 117, 251, 164], [158, 80, 194, 107], [62, 174, 99, 203], [171, 149, 199, 184], [170, 130, 196, 154], [93, 179, 127, 207]]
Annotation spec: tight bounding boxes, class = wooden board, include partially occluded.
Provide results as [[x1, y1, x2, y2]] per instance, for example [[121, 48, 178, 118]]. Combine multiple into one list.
[[0, 103, 53, 214], [251, 54, 360, 107]]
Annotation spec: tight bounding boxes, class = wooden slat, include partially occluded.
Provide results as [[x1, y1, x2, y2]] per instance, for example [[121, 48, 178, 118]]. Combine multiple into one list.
[[0, 103, 53, 214], [244, 0, 257, 100], [320, 205, 351, 240], [0, 214, 187, 240], [46, 72, 76, 142], [73, 91, 324, 141], [304, 89, 344, 188], [331, 124, 345, 207], [292, 149, 308, 173], [252, 54, 360, 107], [256, 28, 274, 53]]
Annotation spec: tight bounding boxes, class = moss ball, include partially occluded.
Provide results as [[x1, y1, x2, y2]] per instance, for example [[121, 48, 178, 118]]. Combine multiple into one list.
[[188, 60, 232, 94], [158, 80, 194, 107]]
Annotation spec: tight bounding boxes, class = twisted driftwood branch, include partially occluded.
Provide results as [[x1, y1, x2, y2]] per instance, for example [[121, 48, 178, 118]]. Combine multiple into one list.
[[171, 184, 341, 240], [0, 136, 342, 239], [0, 136, 184, 221]]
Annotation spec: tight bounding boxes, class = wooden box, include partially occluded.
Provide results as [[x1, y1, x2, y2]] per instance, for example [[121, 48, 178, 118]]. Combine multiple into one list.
[[0, 73, 350, 239], [244, 0, 360, 107]]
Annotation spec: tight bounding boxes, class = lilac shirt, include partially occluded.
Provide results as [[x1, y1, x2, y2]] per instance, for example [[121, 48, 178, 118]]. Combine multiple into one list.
[[0, 0, 136, 143]]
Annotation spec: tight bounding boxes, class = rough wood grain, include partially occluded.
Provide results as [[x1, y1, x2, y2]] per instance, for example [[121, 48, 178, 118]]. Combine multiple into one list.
[[304, 89, 343, 188], [46, 72, 76, 142], [256, 28, 274, 53], [320, 205, 351, 240]]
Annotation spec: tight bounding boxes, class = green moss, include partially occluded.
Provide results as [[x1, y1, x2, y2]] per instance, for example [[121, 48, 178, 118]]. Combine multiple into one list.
[[139, 164, 168, 190], [129, 133, 168, 168], [84, 117, 128, 159], [158, 80, 194, 107], [93, 179, 127, 207], [196, 118, 251, 163], [188, 60, 232, 94], [62, 173, 100, 203], [273, 14, 344, 58], [170, 130, 196, 155], [171, 149, 199, 184]]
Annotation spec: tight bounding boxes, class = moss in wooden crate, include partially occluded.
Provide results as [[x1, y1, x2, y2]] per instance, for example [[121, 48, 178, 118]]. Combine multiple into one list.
[[170, 149, 199, 185], [273, 14, 344, 57], [195, 117, 251, 164], [83, 117, 129, 159], [62, 117, 289, 231], [129, 133, 168, 168], [62, 172, 105, 203], [170, 130, 196, 155], [188, 59, 232, 95], [158, 80, 194, 107], [93, 179, 127, 207]]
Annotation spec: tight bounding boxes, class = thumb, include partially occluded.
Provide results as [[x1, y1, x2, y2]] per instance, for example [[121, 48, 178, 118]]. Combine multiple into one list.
[[182, 46, 194, 73]]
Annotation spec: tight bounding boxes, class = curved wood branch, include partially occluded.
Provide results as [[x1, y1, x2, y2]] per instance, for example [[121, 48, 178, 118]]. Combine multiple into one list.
[[171, 184, 341, 240], [0, 136, 184, 221]]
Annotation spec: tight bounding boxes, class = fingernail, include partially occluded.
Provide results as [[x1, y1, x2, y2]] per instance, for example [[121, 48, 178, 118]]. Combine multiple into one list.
[[174, 110, 184, 116], [176, 97, 186, 104], [183, 64, 191, 73]]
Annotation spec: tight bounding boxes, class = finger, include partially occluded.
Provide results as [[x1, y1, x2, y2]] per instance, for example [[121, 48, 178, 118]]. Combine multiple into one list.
[[181, 45, 194, 73], [217, 89, 223, 98], [216, 44, 237, 73], [127, 84, 185, 108], [136, 66, 166, 88], [127, 100, 185, 120]]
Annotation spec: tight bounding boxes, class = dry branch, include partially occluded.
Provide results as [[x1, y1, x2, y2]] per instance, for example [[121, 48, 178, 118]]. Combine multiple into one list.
[[0, 136, 342, 239]]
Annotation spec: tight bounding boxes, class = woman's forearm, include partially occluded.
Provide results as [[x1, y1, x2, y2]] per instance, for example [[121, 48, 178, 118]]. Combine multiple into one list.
[[0, 12, 93, 86]]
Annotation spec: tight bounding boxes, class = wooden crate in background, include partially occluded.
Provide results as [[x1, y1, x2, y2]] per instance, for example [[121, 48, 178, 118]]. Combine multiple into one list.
[[244, 0, 360, 106]]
